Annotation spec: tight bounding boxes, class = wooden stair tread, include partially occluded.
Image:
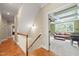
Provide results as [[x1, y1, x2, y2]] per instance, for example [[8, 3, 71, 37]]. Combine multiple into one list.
[[28, 48, 56, 56], [0, 37, 25, 56]]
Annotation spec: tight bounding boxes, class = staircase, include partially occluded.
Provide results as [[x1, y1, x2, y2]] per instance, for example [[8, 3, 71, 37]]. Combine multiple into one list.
[[13, 32, 56, 56], [28, 34, 56, 56], [0, 36, 56, 56], [0, 37, 25, 56], [28, 48, 56, 56]]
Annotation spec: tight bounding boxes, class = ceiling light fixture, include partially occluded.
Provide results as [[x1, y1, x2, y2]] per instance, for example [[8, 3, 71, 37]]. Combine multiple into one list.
[[7, 12, 10, 15]]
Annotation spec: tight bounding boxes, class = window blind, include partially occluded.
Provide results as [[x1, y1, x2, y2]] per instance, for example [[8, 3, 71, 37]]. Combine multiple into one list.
[[52, 4, 79, 23]]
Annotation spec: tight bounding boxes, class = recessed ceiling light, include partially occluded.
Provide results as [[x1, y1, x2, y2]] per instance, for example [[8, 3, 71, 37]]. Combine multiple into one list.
[[7, 12, 10, 15]]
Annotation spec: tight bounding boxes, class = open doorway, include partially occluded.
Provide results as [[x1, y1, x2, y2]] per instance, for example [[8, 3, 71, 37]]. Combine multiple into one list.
[[0, 3, 22, 42], [0, 10, 15, 42], [48, 4, 79, 56]]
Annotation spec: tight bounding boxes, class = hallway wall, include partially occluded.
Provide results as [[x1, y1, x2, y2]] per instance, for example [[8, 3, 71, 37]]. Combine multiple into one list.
[[0, 13, 11, 42], [17, 4, 41, 53], [16, 5, 26, 53]]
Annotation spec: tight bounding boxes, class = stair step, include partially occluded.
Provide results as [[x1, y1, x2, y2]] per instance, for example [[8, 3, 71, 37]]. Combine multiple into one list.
[[0, 37, 25, 56], [28, 48, 56, 56]]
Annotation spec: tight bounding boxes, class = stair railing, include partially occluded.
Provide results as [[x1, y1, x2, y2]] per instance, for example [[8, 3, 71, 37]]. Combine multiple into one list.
[[28, 34, 42, 49], [17, 33, 42, 56], [17, 32, 28, 56]]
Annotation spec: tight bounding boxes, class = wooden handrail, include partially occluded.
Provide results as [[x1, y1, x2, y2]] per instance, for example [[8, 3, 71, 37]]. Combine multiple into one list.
[[17, 32, 28, 36], [28, 34, 42, 49]]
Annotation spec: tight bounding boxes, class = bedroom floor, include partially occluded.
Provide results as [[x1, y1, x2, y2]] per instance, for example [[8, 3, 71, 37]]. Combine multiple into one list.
[[50, 36, 79, 56]]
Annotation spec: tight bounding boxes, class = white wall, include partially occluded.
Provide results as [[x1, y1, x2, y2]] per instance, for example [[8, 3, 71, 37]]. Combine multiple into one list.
[[0, 13, 11, 42], [16, 5, 26, 53], [17, 4, 41, 53], [32, 3, 74, 51], [17, 4, 41, 33]]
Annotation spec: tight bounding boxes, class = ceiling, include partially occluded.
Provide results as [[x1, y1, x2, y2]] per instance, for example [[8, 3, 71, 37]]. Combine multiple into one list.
[[0, 3, 46, 24], [0, 3, 22, 23]]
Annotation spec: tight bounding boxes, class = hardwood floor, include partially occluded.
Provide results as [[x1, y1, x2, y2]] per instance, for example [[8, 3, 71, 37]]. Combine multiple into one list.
[[0, 37, 25, 56], [28, 48, 56, 56], [0, 37, 55, 56]]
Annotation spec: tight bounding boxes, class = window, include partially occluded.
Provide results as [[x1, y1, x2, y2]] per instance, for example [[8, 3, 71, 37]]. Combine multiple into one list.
[[49, 4, 79, 32], [52, 4, 79, 23]]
